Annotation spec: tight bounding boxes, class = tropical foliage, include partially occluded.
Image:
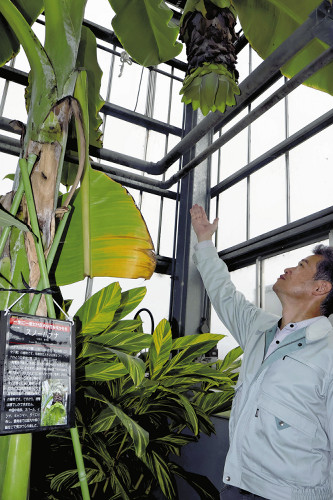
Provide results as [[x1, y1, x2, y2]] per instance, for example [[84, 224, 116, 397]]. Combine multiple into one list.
[[109, 0, 333, 115], [30, 282, 242, 500], [0, 1, 155, 498]]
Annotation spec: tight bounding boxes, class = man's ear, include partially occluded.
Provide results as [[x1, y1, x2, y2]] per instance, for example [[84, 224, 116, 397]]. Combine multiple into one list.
[[313, 280, 332, 296]]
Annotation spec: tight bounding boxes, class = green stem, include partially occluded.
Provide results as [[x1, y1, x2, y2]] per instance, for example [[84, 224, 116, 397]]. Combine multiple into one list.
[[70, 427, 91, 500], [0, 435, 10, 496], [0, 154, 37, 259], [1, 434, 32, 500], [19, 158, 55, 318], [28, 207, 71, 315]]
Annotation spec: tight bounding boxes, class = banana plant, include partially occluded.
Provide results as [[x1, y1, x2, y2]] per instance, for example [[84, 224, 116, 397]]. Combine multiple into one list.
[[29, 281, 241, 500], [109, 0, 333, 115], [0, 1, 155, 499]]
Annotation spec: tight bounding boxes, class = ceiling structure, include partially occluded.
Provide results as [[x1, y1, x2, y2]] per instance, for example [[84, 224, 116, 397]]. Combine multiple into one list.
[[0, 1, 333, 338]]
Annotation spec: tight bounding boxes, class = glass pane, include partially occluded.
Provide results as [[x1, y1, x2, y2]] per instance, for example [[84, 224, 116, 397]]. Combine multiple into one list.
[[0, 153, 18, 193], [249, 157, 286, 238], [3, 82, 27, 122], [288, 84, 333, 135], [103, 117, 146, 158], [250, 98, 285, 160], [159, 198, 176, 258], [218, 125, 248, 180], [289, 125, 333, 221], [153, 70, 171, 123], [217, 180, 247, 249]]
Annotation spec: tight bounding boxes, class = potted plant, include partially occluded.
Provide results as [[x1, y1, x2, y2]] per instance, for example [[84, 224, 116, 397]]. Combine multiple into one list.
[[29, 282, 241, 499]]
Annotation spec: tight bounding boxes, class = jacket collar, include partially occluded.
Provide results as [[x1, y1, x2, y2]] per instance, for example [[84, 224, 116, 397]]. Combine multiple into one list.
[[305, 316, 332, 342], [258, 316, 332, 343]]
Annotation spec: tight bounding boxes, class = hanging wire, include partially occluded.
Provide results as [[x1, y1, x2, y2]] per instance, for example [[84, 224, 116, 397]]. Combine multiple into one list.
[[134, 66, 145, 113], [134, 308, 155, 334]]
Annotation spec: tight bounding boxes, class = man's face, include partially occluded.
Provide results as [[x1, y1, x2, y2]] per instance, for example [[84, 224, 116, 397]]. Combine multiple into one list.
[[273, 254, 323, 300]]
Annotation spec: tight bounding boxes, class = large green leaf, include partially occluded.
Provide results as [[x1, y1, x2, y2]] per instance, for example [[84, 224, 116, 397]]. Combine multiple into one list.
[[44, 0, 87, 96], [91, 407, 117, 433], [54, 68, 155, 285], [85, 361, 128, 381], [0, 207, 30, 232], [107, 319, 143, 333], [149, 319, 172, 378], [142, 451, 176, 499], [113, 287, 147, 322], [76, 26, 104, 147], [76, 282, 122, 335], [0, 0, 57, 139], [217, 345, 242, 372], [83, 330, 152, 353], [109, 0, 183, 66], [53, 167, 156, 285], [104, 347, 146, 386], [176, 392, 199, 435], [232, 0, 333, 96], [104, 400, 149, 458], [0, 0, 43, 66], [172, 333, 224, 351]]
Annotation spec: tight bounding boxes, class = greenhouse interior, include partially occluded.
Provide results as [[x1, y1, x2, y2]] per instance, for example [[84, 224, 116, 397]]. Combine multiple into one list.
[[0, 0, 333, 499]]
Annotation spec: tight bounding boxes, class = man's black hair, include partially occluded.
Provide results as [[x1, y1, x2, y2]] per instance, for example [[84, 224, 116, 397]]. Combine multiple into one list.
[[313, 244, 333, 317]]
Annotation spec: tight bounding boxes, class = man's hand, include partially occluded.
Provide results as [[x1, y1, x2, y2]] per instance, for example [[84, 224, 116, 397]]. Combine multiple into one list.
[[190, 204, 219, 242]]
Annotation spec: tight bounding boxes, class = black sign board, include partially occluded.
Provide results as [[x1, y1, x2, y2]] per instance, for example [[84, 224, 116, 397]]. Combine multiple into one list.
[[0, 311, 75, 434]]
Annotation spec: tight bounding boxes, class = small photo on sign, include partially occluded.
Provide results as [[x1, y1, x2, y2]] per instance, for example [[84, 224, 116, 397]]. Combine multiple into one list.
[[41, 379, 68, 427]]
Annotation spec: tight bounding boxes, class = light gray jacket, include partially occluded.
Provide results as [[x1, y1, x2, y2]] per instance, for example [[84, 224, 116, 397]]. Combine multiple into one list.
[[193, 246, 333, 500]]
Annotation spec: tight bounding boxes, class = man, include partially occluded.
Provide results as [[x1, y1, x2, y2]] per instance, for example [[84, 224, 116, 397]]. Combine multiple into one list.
[[190, 204, 333, 500]]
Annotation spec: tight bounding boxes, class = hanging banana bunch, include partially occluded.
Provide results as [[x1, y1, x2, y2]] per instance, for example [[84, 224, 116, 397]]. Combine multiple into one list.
[[179, 0, 240, 115]]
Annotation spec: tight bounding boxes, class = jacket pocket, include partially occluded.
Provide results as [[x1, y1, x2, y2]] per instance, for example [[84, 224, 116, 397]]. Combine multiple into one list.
[[258, 392, 317, 438], [242, 392, 319, 487]]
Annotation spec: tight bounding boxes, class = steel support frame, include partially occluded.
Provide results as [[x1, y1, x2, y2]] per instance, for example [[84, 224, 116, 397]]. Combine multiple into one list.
[[169, 107, 212, 337]]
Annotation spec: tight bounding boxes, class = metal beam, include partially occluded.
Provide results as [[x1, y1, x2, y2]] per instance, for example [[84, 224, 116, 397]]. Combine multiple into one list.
[[211, 107, 333, 198], [169, 107, 212, 337], [220, 206, 333, 272], [3, 2, 332, 180]]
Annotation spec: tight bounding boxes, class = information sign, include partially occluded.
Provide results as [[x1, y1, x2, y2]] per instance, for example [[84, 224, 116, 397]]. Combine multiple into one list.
[[0, 311, 75, 434]]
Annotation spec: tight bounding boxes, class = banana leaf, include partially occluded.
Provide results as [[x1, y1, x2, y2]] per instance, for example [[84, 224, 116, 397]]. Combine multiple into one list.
[[53, 167, 156, 285], [0, 0, 43, 66], [75, 25, 104, 148], [54, 68, 155, 285], [109, 0, 183, 66], [232, 0, 333, 95], [44, 0, 87, 96]]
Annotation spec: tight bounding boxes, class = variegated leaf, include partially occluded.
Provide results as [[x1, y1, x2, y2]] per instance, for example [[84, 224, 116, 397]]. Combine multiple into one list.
[[85, 361, 128, 381], [172, 333, 224, 350], [76, 282, 121, 335], [177, 392, 199, 435], [104, 401, 149, 458], [91, 407, 117, 433], [85, 331, 152, 353], [149, 319, 172, 378], [113, 287, 147, 322], [106, 348, 146, 386]]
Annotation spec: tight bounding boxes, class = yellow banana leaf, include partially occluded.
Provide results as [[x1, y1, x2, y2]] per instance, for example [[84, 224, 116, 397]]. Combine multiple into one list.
[[53, 167, 156, 286], [232, 0, 333, 95]]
